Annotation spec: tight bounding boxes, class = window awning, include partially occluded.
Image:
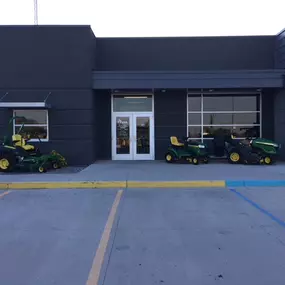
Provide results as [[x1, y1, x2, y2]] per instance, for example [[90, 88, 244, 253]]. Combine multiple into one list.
[[0, 92, 52, 108], [92, 70, 285, 89]]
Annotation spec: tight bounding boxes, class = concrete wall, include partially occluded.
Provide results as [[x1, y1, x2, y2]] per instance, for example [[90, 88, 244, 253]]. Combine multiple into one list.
[[95, 36, 275, 71], [94, 90, 112, 160], [0, 26, 95, 165], [0, 26, 94, 89], [274, 89, 285, 159], [0, 109, 11, 140], [275, 29, 285, 69], [154, 89, 187, 159]]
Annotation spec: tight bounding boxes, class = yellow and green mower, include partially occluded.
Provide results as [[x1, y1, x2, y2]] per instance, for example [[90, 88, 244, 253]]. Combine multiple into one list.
[[165, 136, 209, 165], [0, 116, 67, 173]]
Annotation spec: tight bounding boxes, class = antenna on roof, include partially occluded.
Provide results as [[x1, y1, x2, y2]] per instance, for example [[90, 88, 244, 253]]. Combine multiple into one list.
[[34, 0, 38, 25]]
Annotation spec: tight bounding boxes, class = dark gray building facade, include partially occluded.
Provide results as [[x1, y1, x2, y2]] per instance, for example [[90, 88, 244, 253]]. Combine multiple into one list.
[[0, 25, 284, 165]]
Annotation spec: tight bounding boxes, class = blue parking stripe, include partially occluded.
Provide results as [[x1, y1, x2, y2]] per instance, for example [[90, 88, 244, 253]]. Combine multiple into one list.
[[245, 180, 285, 187], [229, 188, 285, 228], [226, 180, 285, 187], [226, 181, 245, 187]]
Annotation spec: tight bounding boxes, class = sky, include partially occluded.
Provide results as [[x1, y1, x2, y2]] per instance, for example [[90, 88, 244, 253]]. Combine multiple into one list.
[[0, 0, 284, 37]]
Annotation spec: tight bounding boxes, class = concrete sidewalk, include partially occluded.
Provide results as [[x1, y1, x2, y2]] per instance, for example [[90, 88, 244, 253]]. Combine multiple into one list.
[[1, 161, 285, 188]]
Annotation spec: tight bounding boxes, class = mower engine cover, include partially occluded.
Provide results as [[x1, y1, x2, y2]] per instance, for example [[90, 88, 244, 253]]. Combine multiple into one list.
[[186, 139, 208, 155], [250, 138, 280, 154]]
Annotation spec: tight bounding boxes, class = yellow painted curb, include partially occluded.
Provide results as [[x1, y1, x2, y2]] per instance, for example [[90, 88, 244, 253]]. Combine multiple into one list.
[[0, 181, 127, 190], [0, 180, 226, 189], [128, 181, 225, 188], [0, 183, 9, 190]]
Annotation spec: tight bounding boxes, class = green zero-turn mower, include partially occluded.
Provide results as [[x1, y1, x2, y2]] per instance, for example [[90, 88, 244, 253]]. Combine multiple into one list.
[[0, 117, 67, 173], [165, 136, 209, 165]]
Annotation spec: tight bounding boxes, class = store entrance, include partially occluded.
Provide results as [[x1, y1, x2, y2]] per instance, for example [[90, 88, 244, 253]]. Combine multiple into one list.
[[112, 113, 154, 160], [111, 94, 154, 160]]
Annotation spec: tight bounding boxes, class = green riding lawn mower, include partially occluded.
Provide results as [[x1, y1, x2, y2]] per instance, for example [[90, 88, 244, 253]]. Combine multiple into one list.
[[212, 131, 281, 165], [165, 136, 209, 165], [0, 117, 67, 173], [165, 133, 281, 165]]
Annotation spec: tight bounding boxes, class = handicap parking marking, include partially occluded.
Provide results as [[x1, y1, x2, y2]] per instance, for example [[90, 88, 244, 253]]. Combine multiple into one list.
[[0, 191, 10, 199], [229, 188, 285, 229]]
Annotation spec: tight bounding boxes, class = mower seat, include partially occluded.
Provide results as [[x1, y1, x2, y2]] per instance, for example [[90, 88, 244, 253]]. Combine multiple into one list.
[[170, 136, 184, 147], [12, 134, 35, 151]]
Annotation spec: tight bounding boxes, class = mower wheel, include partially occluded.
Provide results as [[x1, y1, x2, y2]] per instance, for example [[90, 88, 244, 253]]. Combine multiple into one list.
[[165, 153, 174, 163], [0, 153, 16, 172], [264, 156, 272, 165], [203, 158, 209, 164], [38, 166, 47, 173], [229, 152, 240, 164], [192, 157, 199, 165], [52, 162, 59, 169]]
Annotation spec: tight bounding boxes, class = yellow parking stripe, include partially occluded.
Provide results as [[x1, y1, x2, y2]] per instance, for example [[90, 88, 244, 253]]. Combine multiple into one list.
[[86, 189, 123, 285], [0, 180, 225, 190], [128, 180, 225, 188]]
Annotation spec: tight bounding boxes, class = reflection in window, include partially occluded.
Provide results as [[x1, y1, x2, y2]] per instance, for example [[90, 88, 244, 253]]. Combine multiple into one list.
[[188, 126, 202, 138], [188, 113, 201, 125], [136, 117, 150, 154], [13, 110, 49, 141], [187, 93, 261, 140], [203, 96, 233, 112], [15, 126, 48, 140], [188, 96, 201, 112], [203, 112, 259, 125], [203, 95, 259, 112], [116, 117, 130, 154], [233, 96, 259, 111], [203, 126, 260, 139], [113, 95, 153, 112]]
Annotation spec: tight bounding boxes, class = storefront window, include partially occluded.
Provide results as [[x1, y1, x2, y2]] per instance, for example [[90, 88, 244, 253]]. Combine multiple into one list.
[[113, 95, 153, 112], [203, 126, 260, 139], [203, 112, 260, 125], [188, 126, 202, 138], [203, 95, 259, 112], [188, 113, 201, 125], [187, 96, 201, 112], [13, 110, 49, 141], [187, 93, 261, 140]]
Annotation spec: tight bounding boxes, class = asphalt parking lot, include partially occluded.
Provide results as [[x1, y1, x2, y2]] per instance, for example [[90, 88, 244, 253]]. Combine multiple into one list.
[[0, 187, 285, 285]]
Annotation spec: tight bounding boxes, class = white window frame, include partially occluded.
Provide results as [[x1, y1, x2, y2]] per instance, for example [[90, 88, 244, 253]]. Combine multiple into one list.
[[13, 110, 49, 142], [187, 92, 262, 141]]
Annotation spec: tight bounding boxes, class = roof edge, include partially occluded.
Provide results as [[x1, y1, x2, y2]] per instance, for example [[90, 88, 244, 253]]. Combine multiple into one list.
[[277, 27, 285, 36]]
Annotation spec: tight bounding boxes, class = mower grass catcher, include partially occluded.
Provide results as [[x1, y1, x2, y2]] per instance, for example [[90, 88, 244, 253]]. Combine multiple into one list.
[[0, 116, 67, 173], [213, 134, 280, 165], [165, 136, 209, 165]]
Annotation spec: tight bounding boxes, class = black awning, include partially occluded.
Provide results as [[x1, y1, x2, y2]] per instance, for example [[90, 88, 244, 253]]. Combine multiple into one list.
[[92, 70, 285, 89]]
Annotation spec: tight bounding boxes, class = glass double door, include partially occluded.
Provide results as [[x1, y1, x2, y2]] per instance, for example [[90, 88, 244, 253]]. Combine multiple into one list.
[[112, 112, 154, 160]]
